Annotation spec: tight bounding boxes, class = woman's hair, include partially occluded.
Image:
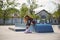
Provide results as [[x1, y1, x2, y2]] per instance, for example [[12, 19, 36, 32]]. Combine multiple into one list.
[[24, 15, 32, 20], [25, 15, 30, 18], [24, 15, 33, 22]]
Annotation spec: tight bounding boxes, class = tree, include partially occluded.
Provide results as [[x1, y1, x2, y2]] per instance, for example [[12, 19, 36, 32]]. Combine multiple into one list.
[[20, 3, 28, 23], [2, 0, 20, 24], [27, 0, 38, 19], [0, 0, 3, 18], [0, 0, 3, 8], [51, 1, 60, 24], [3, 0, 20, 9], [53, 4, 60, 24], [29, 0, 37, 14], [0, 8, 3, 18], [3, 8, 20, 18], [20, 3, 28, 18], [29, 12, 40, 19]]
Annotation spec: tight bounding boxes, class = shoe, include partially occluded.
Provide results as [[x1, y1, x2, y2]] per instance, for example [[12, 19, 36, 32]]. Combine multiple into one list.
[[24, 29, 32, 33]]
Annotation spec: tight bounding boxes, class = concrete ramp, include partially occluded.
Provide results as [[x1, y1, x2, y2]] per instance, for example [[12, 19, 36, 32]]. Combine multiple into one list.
[[8, 23, 60, 33], [34, 24, 54, 33], [9, 23, 26, 31], [52, 25, 60, 33], [9, 26, 26, 31]]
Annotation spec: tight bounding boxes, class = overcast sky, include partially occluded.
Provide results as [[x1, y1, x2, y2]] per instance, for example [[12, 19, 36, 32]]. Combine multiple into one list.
[[4, 0, 60, 13], [34, 0, 59, 14]]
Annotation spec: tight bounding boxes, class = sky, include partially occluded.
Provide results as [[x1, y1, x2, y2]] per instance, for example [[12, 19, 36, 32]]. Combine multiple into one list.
[[34, 0, 59, 14], [15, 0, 60, 14], [3, 0, 60, 13]]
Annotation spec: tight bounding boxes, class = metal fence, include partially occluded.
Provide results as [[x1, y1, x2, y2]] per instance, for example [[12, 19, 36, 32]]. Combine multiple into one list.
[[0, 18, 59, 25], [0, 18, 24, 25]]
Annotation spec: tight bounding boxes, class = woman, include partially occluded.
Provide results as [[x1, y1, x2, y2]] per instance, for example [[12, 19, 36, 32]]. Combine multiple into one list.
[[24, 15, 33, 33]]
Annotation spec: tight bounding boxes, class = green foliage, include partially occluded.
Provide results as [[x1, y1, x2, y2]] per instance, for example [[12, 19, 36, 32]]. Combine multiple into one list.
[[27, 0, 39, 19], [0, 8, 3, 18], [7, 8, 19, 14], [29, 13, 40, 19], [53, 4, 60, 23], [29, 0, 37, 15], [53, 9, 60, 18], [1, 0, 20, 19], [3, 8, 20, 18], [0, 1, 3, 18], [5, 0, 19, 8], [46, 14, 52, 20], [30, 3, 37, 9], [53, 4, 60, 19], [0, 0, 3, 8], [20, 3, 28, 18], [6, 0, 15, 5]]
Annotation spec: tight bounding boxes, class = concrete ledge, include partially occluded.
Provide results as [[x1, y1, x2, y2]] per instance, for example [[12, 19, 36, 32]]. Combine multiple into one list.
[[9, 26, 26, 31], [34, 24, 54, 33]]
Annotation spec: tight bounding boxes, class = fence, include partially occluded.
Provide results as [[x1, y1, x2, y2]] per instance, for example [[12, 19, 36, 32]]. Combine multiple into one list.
[[0, 18, 59, 25], [0, 18, 24, 25]]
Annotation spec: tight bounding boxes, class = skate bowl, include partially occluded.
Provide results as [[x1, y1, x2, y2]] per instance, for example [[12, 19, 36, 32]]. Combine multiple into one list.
[[34, 24, 54, 33]]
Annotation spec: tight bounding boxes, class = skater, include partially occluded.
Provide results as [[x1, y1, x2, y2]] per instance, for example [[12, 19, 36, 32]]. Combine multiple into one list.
[[24, 15, 34, 33]]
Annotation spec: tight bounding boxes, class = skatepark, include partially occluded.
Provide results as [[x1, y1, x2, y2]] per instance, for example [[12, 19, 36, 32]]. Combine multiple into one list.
[[0, 25, 60, 40], [0, 0, 60, 40]]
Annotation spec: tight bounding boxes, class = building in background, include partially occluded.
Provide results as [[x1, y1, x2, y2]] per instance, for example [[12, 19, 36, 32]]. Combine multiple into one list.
[[33, 7, 58, 24]]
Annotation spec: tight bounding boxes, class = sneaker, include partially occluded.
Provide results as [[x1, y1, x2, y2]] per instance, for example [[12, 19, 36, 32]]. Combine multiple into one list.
[[24, 29, 32, 33]]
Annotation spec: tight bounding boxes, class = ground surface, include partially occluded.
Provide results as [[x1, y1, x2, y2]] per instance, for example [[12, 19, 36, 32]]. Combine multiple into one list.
[[0, 25, 60, 40]]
